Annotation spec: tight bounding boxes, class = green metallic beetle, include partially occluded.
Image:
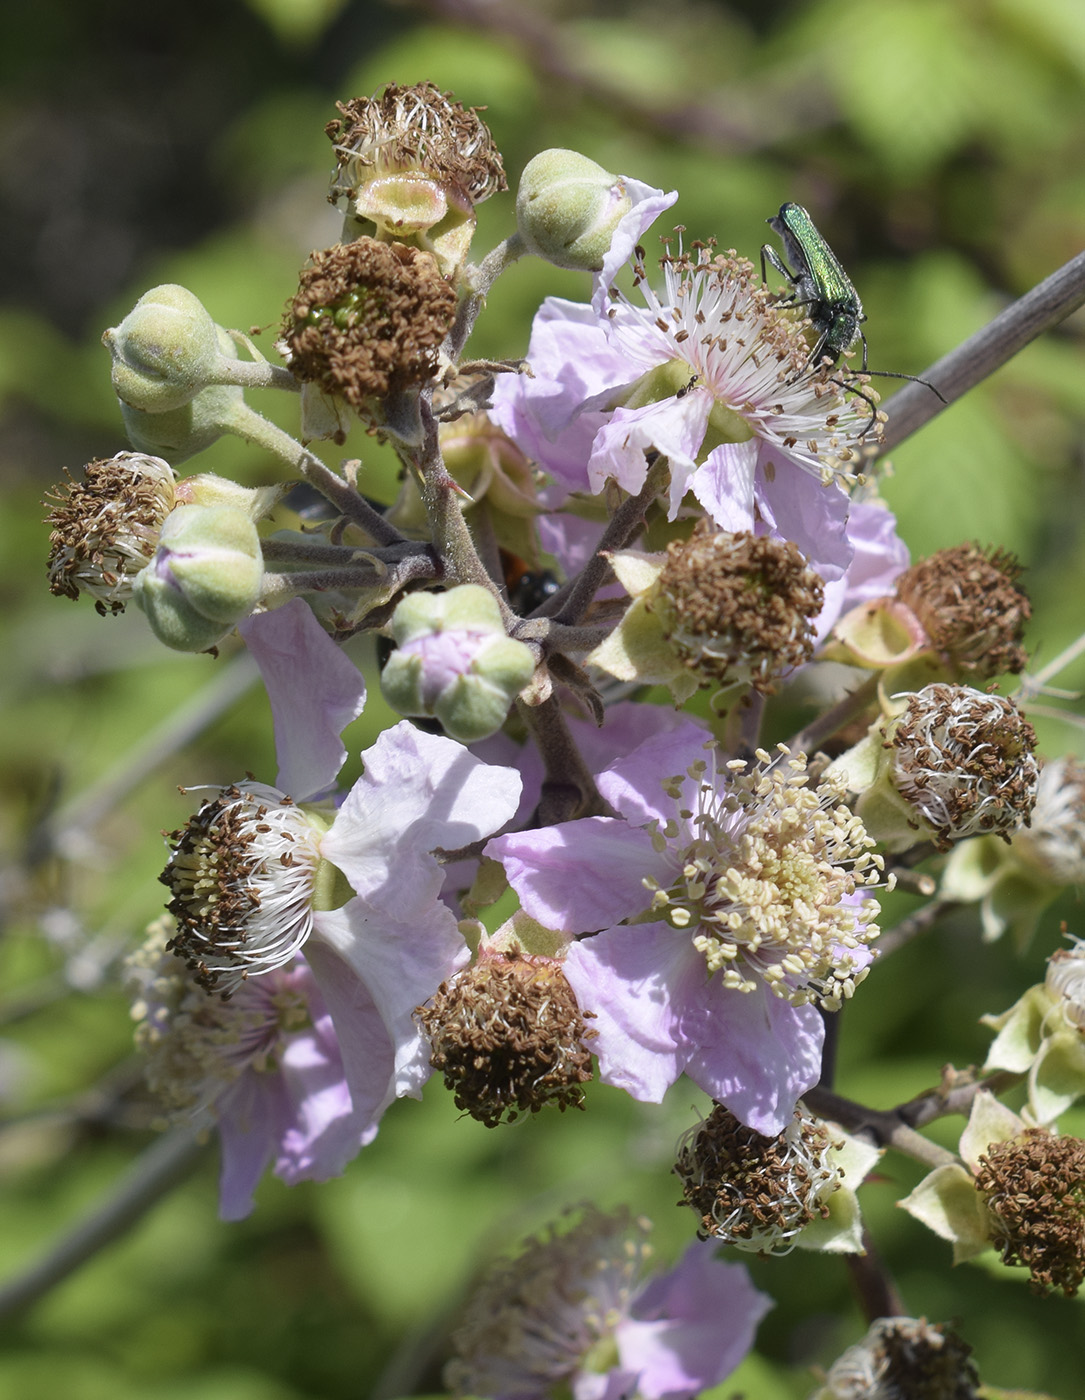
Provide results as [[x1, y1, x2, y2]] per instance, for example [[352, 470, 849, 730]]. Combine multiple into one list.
[[761, 202, 944, 432]]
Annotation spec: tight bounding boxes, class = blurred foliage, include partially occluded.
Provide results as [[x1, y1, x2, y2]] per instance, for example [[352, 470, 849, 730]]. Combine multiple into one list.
[[2, 0, 1085, 1396]]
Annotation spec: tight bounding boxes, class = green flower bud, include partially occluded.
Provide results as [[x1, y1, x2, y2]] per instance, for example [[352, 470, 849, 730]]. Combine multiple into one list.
[[380, 584, 535, 743], [104, 285, 224, 414], [132, 504, 263, 651], [516, 149, 632, 272]]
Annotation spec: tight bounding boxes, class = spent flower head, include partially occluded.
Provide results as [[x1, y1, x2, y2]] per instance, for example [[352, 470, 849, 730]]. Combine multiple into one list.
[[326, 82, 505, 275], [590, 525, 824, 705], [975, 1127, 1085, 1295], [832, 683, 1039, 853], [674, 1102, 874, 1254], [901, 1090, 1085, 1295], [417, 944, 595, 1127], [656, 522, 824, 691], [45, 452, 177, 614], [446, 1203, 770, 1400], [894, 542, 1030, 679], [327, 82, 506, 212], [812, 1316, 981, 1400], [283, 238, 456, 416]]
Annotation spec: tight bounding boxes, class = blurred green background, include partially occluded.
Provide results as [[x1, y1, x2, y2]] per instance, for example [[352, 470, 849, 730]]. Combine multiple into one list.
[[2, 0, 1085, 1396]]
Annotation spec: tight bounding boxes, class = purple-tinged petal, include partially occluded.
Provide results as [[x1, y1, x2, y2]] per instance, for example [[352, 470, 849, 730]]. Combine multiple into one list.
[[685, 989, 824, 1135], [312, 898, 470, 1099], [619, 1244, 771, 1399], [839, 500, 909, 604], [274, 1020, 379, 1184], [755, 450, 853, 580], [591, 179, 679, 314], [596, 719, 712, 826], [812, 500, 909, 645], [574, 1370, 642, 1400], [239, 598, 367, 800], [301, 938, 398, 1123], [322, 722, 521, 921], [587, 394, 709, 505], [216, 1072, 288, 1221], [489, 819, 665, 933], [562, 925, 710, 1101], [489, 299, 627, 494], [689, 439, 759, 535]]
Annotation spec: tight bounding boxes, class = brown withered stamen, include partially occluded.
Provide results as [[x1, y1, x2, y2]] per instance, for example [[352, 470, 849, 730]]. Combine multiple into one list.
[[283, 238, 457, 410], [327, 82, 506, 207], [673, 1102, 839, 1249], [823, 1317, 981, 1400], [976, 1128, 1085, 1296], [44, 452, 176, 614], [895, 542, 1030, 678], [417, 952, 595, 1127], [888, 684, 1039, 849], [655, 521, 824, 693]]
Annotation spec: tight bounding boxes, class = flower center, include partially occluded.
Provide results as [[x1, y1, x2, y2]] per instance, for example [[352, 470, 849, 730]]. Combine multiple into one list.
[[161, 782, 327, 997], [645, 750, 884, 1009], [128, 916, 313, 1117]]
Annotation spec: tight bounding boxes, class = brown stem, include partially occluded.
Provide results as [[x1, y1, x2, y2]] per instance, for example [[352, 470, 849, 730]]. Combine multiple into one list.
[[874, 899, 958, 959], [517, 694, 610, 823], [0, 1127, 207, 1322], [846, 1234, 905, 1324], [874, 248, 1085, 455], [803, 1086, 959, 1170], [786, 673, 880, 755], [534, 458, 670, 625]]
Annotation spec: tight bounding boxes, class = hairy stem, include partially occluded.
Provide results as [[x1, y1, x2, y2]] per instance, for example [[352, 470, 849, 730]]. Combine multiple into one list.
[[224, 402, 405, 545], [534, 457, 670, 625]]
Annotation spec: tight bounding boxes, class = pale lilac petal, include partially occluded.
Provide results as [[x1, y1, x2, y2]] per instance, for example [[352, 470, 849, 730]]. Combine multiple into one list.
[[275, 1022, 379, 1184], [489, 819, 665, 933], [812, 500, 909, 644], [312, 899, 470, 1098], [839, 500, 909, 604], [587, 394, 709, 504], [756, 451, 853, 580], [574, 1370, 642, 1400], [619, 1245, 771, 1399], [302, 938, 398, 1122], [322, 722, 522, 921], [685, 990, 824, 1135], [489, 299, 627, 493], [689, 439, 759, 534], [562, 925, 710, 1101], [596, 720, 712, 826], [592, 179, 679, 314], [216, 1073, 286, 1221], [239, 598, 366, 799]]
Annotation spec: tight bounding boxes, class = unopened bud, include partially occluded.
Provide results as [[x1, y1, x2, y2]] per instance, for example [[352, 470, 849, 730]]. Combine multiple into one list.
[[104, 285, 224, 414], [380, 584, 535, 742], [133, 504, 263, 651], [516, 148, 633, 272]]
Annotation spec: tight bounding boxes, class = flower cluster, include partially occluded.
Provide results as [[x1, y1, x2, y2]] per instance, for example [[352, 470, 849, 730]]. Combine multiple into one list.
[[39, 74, 1085, 1395]]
